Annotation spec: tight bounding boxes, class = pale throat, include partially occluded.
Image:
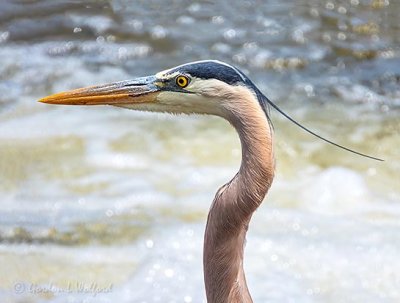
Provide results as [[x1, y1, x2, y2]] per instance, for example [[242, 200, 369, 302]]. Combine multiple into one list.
[[223, 85, 275, 193], [203, 84, 275, 303]]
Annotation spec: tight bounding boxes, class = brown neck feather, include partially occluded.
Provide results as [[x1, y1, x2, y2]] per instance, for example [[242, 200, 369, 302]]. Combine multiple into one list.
[[203, 86, 275, 303]]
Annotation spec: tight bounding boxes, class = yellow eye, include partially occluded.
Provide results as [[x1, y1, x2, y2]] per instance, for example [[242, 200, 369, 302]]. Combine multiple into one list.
[[176, 75, 189, 88]]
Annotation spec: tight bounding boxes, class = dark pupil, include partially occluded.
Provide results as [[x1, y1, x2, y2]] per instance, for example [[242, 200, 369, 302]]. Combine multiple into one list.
[[179, 78, 184, 85]]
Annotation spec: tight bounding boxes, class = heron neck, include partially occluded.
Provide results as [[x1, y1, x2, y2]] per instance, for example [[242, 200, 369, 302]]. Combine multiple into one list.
[[204, 95, 275, 303]]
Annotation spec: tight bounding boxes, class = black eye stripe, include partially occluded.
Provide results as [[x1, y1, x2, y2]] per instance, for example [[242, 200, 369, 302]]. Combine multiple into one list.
[[167, 61, 245, 85]]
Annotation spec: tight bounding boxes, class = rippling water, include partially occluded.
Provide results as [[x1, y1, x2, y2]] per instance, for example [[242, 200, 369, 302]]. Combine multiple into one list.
[[0, 0, 399, 302]]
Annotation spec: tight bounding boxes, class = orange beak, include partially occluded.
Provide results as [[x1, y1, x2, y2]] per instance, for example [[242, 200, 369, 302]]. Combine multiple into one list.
[[39, 76, 160, 106]]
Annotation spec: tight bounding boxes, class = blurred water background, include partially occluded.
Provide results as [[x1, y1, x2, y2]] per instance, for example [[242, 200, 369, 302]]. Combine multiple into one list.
[[0, 0, 399, 302]]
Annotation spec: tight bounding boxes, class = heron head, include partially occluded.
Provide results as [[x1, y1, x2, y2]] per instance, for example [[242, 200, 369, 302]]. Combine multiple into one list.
[[39, 60, 267, 119], [39, 60, 383, 161]]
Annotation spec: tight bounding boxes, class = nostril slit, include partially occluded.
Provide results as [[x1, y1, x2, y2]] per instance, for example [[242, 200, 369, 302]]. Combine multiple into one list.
[[123, 83, 146, 87]]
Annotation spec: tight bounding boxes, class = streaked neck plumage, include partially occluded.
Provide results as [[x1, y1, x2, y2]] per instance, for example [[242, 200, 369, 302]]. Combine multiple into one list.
[[203, 86, 275, 303]]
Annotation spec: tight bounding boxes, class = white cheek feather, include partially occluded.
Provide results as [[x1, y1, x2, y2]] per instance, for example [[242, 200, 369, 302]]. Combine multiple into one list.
[[154, 78, 233, 116], [156, 91, 226, 116]]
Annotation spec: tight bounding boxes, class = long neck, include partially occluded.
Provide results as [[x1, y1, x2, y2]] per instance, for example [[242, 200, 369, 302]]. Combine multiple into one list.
[[203, 90, 275, 303]]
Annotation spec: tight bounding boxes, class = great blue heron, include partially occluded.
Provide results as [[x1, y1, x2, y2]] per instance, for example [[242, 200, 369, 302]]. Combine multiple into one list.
[[40, 60, 382, 302]]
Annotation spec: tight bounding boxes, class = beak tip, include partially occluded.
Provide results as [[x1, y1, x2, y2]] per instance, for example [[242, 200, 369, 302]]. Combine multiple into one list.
[[38, 97, 54, 104]]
